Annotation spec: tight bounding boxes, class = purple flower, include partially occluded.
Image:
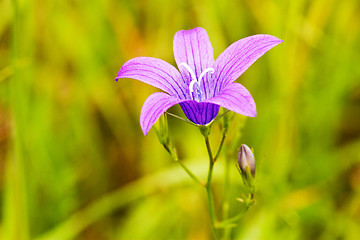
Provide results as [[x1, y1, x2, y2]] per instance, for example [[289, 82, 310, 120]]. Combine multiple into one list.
[[116, 27, 282, 135]]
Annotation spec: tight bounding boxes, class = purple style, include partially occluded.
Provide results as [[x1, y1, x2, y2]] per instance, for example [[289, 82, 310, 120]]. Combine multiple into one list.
[[116, 27, 282, 135]]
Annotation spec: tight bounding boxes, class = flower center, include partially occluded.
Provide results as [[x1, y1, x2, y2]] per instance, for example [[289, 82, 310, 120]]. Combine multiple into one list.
[[180, 63, 215, 102]]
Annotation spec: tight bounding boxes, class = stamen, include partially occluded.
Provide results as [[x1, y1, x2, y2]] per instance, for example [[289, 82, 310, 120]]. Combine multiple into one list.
[[179, 62, 215, 101], [189, 80, 197, 94], [180, 63, 197, 83], [198, 67, 215, 86]]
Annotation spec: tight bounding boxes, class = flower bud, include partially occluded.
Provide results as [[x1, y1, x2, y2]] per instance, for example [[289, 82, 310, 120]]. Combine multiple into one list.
[[154, 114, 169, 145], [238, 144, 255, 178]]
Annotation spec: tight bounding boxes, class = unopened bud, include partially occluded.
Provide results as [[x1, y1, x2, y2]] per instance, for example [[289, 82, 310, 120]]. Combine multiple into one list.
[[154, 114, 169, 145], [238, 144, 255, 178]]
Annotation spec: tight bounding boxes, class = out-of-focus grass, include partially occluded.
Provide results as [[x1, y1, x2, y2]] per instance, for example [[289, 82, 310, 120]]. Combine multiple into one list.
[[1, 0, 360, 239]]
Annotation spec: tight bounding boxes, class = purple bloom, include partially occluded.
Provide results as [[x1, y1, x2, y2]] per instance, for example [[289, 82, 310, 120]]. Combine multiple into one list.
[[116, 27, 282, 135]]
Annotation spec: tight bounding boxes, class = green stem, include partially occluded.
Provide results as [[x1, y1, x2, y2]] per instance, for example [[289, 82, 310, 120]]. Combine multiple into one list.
[[215, 204, 251, 228], [204, 135, 221, 240], [163, 143, 204, 186], [213, 130, 226, 162], [222, 153, 231, 239], [205, 137, 214, 186], [36, 163, 224, 240], [209, 110, 230, 127], [165, 111, 198, 126], [217, 191, 255, 229]]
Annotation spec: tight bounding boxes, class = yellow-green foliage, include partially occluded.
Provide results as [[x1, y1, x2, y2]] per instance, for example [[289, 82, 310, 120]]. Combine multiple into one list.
[[1, 0, 360, 239]]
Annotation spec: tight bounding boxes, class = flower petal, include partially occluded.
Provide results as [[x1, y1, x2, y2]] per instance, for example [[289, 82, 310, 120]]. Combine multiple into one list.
[[179, 101, 219, 125], [173, 27, 215, 98], [116, 57, 188, 99], [140, 92, 185, 135], [212, 35, 282, 95], [204, 83, 256, 117]]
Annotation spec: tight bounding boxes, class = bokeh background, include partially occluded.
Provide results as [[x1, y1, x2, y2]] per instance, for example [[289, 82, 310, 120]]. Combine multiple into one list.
[[1, 0, 360, 239]]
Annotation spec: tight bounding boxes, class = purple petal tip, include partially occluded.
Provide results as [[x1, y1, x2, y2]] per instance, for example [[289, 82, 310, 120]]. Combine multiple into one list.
[[248, 108, 257, 118], [274, 37, 283, 44], [262, 34, 283, 44]]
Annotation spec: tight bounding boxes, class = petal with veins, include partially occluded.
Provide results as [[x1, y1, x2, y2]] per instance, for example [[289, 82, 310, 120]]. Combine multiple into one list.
[[204, 83, 256, 118], [116, 57, 188, 99], [173, 27, 215, 99], [212, 35, 282, 96], [140, 92, 185, 135]]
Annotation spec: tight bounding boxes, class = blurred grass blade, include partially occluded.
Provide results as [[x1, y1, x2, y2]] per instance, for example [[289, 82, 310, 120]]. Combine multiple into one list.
[[35, 161, 222, 240]]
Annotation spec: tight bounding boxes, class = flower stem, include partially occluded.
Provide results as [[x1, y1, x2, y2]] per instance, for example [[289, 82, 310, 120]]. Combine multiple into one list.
[[215, 201, 253, 228], [209, 109, 230, 127], [162, 143, 204, 186], [214, 130, 227, 162], [165, 111, 198, 126], [218, 110, 231, 239], [204, 135, 221, 240], [222, 153, 231, 239]]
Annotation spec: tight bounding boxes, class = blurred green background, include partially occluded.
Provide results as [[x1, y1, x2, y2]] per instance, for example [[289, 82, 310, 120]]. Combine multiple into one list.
[[1, 0, 360, 239]]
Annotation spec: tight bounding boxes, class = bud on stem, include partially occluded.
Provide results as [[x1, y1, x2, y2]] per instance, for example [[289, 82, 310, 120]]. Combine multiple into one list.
[[237, 144, 255, 187], [153, 114, 169, 145]]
